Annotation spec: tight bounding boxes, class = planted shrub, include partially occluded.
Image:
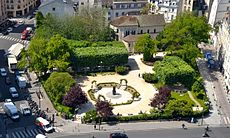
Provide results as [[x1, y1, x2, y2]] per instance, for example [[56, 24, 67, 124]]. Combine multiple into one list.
[[115, 66, 128, 75], [142, 73, 158, 83]]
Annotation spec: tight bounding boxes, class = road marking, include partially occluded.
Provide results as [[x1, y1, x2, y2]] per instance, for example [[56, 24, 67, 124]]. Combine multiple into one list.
[[30, 129, 36, 136], [37, 129, 43, 134], [21, 130, 29, 138], [226, 117, 230, 124], [18, 131, 25, 138], [14, 131, 21, 138], [27, 129, 33, 137]]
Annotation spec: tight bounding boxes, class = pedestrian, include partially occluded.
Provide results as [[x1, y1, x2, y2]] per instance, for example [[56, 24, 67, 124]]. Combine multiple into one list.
[[46, 107, 49, 113], [94, 124, 96, 130], [182, 124, 185, 129], [138, 73, 141, 78]]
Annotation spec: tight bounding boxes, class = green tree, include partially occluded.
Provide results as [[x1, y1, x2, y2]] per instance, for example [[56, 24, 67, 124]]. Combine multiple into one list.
[[46, 34, 71, 71], [158, 12, 211, 50], [44, 72, 76, 103], [27, 37, 48, 74], [135, 34, 157, 61], [141, 3, 151, 14], [35, 11, 44, 28], [83, 109, 99, 123]]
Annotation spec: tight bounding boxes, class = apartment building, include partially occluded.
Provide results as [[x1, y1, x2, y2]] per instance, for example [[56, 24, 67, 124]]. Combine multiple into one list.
[[208, 0, 230, 27], [6, 0, 39, 17], [178, 0, 194, 13], [0, 0, 7, 26], [149, 0, 179, 22], [214, 12, 230, 92], [103, 0, 148, 21]]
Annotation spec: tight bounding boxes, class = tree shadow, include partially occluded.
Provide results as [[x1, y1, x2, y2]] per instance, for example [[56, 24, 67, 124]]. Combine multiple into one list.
[[127, 58, 140, 70]]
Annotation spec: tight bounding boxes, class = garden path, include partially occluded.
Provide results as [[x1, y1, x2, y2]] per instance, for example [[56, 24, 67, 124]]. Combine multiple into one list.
[[77, 54, 158, 116], [188, 91, 201, 107]]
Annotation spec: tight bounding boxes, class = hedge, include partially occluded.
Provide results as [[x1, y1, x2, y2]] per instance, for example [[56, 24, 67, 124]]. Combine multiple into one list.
[[142, 73, 158, 83], [154, 56, 195, 88], [73, 41, 128, 68]]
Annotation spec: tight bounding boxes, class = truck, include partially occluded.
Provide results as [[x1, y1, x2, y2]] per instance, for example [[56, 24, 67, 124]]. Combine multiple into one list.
[[3, 99, 20, 120], [16, 76, 27, 88], [7, 55, 17, 71]]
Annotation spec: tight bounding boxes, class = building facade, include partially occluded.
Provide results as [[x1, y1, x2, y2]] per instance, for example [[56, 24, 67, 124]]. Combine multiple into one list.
[[0, 0, 7, 26], [103, 0, 148, 21], [6, 0, 39, 17], [208, 0, 230, 27], [214, 12, 230, 91], [38, 0, 76, 17], [149, 0, 179, 22], [110, 14, 165, 53]]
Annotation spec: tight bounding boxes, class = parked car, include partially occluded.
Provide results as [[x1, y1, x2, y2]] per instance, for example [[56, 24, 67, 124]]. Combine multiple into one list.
[[2, 31, 9, 35], [27, 15, 33, 20], [110, 133, 128, 138], [9, 87, 19, 98], [7, 27, 13, 32], [36, 134, 47, 138], [5, 76, 11, 85], [0, 68, 7, 76]]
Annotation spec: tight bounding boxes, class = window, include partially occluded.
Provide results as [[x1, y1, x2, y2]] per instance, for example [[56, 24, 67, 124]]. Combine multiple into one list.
[[81, 2, 84, 5], [227, 6, 230, 11], [140, 30, 143, 34], [52, 7, 55, 11], [11, 5, 14, 9], [117, 29, 119, 33], [17, 5, 21, 9], [122, 12, 125, 15], [7, 5, 9, 9], [108, 12, 111, 15], [189, 0, 191, 5], [6, 0, 9, 3], [10, 0, 13, 3], [147, 29, 149, 33], [18, 0, 21, 3], [154, 29, 156, 33], [171, 15, 174, 20], [115, 12, 119, 17]]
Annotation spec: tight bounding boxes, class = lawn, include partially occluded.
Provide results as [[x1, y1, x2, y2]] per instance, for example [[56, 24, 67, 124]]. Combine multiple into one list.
[[170, 91, 195, 106]]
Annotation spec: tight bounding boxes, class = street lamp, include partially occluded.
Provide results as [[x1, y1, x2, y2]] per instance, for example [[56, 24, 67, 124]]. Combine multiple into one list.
[[100, 61, 103, 73]]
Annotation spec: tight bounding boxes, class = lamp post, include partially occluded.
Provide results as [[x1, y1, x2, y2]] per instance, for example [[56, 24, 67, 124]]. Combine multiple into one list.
[[100, 61, 103, 73]]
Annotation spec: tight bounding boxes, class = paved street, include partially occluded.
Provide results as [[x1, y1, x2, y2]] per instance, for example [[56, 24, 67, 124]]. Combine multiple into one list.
[[49, 127, 230, 138], [197, 44, 230, 126], [0, 17, 40, 138]]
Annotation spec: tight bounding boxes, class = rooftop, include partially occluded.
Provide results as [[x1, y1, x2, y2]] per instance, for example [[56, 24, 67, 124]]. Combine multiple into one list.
[[110, 14, 165, 27]]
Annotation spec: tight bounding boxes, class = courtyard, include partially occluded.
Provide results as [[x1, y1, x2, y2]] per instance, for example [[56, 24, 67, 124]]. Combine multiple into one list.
[[77, 54, 158, 116]]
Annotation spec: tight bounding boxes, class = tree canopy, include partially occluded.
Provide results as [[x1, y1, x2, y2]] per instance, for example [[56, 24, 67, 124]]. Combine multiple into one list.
[[135, 34, 157, 61], [95, 100, 113, 118], [154, 56, 195, 88], [62, 85, 88, 108], [44, 72, 76, 103], [157, 12, 211, 51]]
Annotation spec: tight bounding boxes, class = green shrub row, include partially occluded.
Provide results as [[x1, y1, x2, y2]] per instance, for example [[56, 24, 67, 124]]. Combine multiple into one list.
[[73, 41, 128, 68], [142, 73, 158, 83], [115, 66, 129, 75]]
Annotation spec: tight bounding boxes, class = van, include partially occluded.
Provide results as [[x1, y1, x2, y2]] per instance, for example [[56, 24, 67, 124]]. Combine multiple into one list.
[[35, 117, 54, 133], [20, 103, 31, 115], [3, 99, 20, 120], [16, 76, 26, 88]]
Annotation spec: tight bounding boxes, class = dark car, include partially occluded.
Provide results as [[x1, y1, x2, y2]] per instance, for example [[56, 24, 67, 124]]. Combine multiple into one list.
[[5, 76, 11, 85], [2, 31, 9, 35], [110, 133, 128, 138]]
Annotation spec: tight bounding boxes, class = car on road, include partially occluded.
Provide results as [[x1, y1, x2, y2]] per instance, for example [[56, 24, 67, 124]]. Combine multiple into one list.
[[7, 27, 13, 32], [35, 117, 54, 133], [110, 133, 128, 138], [9, 87, 19, 98], [5, 76, 11, 85], [27, 15, 33, 20], [2, 31, 9, 35], [13, 23, 20, 28], [3, 99, 20, 120], [20, 103, 31, 115], [0, 68, 7, 76], [36, 134, 47, 138], [18, 20, 25, 24]]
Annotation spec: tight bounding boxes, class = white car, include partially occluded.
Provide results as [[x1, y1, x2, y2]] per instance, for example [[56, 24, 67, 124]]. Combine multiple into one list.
[[0, 68, 7, 76], [7, 27, 13, 32], [36, 134, 47, 138], [18, 20, 25, 24], [9, 87, 19, 98]]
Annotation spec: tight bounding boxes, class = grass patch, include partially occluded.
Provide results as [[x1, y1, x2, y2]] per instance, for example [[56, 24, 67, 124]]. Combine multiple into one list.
[[153, 81, 164, 90], [170, 92, 195, 106]]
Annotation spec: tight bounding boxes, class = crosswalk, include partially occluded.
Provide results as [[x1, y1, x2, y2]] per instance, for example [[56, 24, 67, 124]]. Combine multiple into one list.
[[7, 127, 45, 138], [0, 35, 30, 45], [223, 116, 230, 124], [0, 106, 3, 113]]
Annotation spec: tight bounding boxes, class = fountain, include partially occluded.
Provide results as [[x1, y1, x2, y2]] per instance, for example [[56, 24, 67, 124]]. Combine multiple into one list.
[[112, 86, 116, 95]]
